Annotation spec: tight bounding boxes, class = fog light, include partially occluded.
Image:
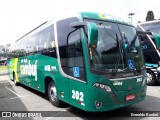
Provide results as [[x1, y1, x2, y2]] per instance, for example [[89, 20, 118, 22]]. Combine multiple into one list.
[[95, 101, 102, 108]]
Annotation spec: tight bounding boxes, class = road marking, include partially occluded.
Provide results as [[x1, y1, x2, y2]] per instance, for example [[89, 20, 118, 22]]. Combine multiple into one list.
[[5, 87, 30, 99], [5, 87, 21, 97], [44, 107, 71, 120], [45, 117, 53, 120], [10, 95, 30, 99], [44, 111, 65, 120], [52, 111, 65, 117]]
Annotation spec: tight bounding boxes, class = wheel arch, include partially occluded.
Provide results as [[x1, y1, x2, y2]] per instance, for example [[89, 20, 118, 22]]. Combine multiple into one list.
[[44, 76, 56, 96]]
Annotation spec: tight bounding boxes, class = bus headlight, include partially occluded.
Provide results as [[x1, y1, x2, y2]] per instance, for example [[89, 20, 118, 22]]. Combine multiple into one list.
[[93, 83, 112, 93]]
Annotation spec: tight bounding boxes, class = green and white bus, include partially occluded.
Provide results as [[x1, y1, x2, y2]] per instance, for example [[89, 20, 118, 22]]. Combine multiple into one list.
[[8, 12, 147, 112], [137, 20, 160, 85]]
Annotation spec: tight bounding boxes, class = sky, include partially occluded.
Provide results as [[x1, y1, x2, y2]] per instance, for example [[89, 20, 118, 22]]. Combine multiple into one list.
[[0, 0, 160, 45]]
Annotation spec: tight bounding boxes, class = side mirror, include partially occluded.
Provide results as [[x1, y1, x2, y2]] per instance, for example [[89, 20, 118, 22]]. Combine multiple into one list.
[[70, 22, 98, 48], [137, 31, 152, 35]]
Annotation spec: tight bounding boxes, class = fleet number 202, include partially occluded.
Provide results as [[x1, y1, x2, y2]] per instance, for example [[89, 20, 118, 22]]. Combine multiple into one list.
[[72, 90, 84, 101]]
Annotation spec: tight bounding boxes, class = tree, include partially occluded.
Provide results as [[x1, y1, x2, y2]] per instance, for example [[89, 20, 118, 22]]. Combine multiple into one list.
[[146, 11, 155, 21], [6, 43, 11, 49], [138, 21, 141, 23], [0, 45, 4, 53], [0, 44, 11, 60]]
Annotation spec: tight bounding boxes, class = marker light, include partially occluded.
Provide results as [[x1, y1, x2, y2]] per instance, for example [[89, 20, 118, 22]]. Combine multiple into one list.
[[91, 45, 96, 49], [93, 83, 112, 93]]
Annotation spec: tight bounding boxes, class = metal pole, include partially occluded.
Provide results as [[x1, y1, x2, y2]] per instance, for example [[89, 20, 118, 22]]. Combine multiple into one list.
[[128, 13, 135, 23]]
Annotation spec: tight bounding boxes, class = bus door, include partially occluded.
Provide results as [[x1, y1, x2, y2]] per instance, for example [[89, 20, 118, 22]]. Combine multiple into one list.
[[67, 29, 87, 109]]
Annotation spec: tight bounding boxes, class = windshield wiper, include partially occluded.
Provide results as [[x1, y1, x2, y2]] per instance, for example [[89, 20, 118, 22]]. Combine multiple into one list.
[[123, 33, 131, 53], [131, 35, 142, 73], [99, 22, 123, 76], [112, 33, 122, 76]]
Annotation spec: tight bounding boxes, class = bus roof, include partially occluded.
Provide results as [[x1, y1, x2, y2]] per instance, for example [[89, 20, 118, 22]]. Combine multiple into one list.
[[79, 12, 132, 26], [137, 20, 160, 34], [138, 20, 160, 25], [15, 12, 133, 43], [16, 21, 48, 42]]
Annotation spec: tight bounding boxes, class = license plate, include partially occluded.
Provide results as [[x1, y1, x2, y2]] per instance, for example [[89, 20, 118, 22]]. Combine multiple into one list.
[[126, 94, 135, 101]]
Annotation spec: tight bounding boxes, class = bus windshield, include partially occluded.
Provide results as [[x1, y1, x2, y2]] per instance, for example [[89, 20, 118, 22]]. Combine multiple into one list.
[[141, 21, 160, 34], [84, 19, 145, 77]]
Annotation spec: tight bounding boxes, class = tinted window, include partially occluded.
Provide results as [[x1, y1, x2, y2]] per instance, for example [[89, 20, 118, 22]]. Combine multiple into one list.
[[40, 25, 57, 58], [31, 25, 55, 52], [20, 39, 27, 56], [27, 36, 35, 54], [11, 25, 56, 58], [57, 17, 79, 72], [144, 55, 154, 64], [84, 19, 127, 71], [141, 21, 160, 34], [67, 29, 86, 80], [140, 34, 156, 51], [57, 17, 86, 81]]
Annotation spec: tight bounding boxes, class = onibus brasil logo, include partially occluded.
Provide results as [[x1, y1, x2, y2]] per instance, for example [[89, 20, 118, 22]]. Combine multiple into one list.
[[20, 59, 38, 81]]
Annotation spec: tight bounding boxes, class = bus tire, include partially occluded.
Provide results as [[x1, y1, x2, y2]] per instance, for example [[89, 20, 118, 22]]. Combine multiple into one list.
[[146, 70, 156, 86], [13, 73, 19, 86], [48, 81, 63, 107]]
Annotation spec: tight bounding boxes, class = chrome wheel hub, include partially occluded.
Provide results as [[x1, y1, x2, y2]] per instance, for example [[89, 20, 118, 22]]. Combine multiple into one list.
[[49, 85, 57, 102], [146, 73, 152, 83]]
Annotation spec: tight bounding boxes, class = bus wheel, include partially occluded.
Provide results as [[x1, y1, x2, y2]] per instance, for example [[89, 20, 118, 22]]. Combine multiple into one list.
[[13, 73, 19, 86], [146, 70, 156, 86], [48, 81, 62, 107]]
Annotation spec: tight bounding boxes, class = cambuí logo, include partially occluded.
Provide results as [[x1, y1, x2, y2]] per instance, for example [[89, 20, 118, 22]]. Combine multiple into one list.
[[20, 59, 38, 81], [98, 13, 130, 25]]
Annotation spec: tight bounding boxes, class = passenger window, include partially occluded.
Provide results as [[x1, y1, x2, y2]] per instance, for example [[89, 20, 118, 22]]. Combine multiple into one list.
[[140, 34, 150, 42], [28, 36, 34, 54], [22, 39, 28, 56], [39, 25, 57, 58], [39, 30, 47, 51], [38, 25, 55, 52], [32, 34, 39, 53]]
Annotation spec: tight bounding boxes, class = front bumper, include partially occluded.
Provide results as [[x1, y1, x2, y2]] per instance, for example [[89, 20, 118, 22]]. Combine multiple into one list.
[[85, 85, 147, 112]]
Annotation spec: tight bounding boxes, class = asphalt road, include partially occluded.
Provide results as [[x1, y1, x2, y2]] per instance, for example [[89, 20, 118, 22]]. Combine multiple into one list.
[[0, 74, 160, 120]]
